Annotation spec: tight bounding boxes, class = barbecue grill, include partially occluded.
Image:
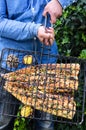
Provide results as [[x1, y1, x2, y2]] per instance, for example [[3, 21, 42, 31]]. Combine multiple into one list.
[[0, 46, 86, 125]]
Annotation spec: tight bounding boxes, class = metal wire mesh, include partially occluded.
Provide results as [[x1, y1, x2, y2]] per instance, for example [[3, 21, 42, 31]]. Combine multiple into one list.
[[0, 47, 86, 125]]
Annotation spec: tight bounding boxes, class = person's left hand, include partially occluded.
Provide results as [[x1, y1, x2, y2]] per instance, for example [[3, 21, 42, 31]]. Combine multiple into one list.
[[37, 26, 55, 46], [43, 0, 62, 24]]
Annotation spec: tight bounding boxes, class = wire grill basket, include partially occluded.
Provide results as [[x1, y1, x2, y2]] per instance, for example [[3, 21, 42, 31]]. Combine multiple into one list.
[[0, 48, 86, 125]]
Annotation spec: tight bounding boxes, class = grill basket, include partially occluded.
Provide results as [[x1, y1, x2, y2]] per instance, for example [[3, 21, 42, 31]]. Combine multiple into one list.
[[0, 48, 86, 125]]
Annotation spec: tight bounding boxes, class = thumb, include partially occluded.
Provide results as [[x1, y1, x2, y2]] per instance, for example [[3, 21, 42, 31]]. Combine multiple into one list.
[[43, 8, 47, 16]]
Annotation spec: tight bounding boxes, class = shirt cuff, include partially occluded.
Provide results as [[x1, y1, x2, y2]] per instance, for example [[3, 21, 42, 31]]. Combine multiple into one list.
[[33, 23, 42, 37], [58, 0, 77, 8]]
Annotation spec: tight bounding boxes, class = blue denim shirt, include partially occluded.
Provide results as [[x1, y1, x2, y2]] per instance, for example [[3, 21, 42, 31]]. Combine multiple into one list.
[[59, 0, 77, 8], [0, 0, 77, 65]]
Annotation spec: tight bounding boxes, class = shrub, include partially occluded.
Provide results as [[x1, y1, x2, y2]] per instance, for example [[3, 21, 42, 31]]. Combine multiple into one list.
[[54, 0, 86, 57]]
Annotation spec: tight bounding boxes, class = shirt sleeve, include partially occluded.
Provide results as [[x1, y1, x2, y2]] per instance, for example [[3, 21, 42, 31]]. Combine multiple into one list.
[[0, 0, 41, 41], [58, 0, 77, 8]]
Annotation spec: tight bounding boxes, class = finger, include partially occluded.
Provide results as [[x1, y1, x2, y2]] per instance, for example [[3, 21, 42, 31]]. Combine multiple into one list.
[[42, 33, 51, 39], [43, 37, 54, 46], [46, 27, 55, 37], [40, 37, 44, 43], [43, 39, 49, 46], [50, 15, 57, 24], [49, 38, 54, 45], [48, 33, 55, 42], [43, 7, 48, 16]]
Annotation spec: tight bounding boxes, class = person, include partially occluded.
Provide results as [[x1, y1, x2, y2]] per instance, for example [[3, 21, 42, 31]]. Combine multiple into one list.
[[0, 0, 77, 130]]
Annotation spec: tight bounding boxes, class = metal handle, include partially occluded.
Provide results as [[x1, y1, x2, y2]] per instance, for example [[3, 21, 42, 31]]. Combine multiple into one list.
[[44, 15, 53, 28]]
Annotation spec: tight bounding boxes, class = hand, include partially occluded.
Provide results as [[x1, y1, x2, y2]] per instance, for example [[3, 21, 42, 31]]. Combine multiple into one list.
[[43, 0, 62, 24], [37, 26, 55, 46]]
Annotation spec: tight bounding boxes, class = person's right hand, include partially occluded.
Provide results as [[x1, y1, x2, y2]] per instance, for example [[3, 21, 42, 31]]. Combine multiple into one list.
[[37, 26, 55, 46], [43, 0, 62, 24]]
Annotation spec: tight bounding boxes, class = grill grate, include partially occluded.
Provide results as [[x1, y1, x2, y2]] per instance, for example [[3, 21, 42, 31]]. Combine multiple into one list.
[[0, 48, 86, 125]]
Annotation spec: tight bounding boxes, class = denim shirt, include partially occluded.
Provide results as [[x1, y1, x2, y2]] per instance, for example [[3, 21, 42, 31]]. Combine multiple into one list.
[[59, 0, 77, 8], [0, 0, 77, 65]]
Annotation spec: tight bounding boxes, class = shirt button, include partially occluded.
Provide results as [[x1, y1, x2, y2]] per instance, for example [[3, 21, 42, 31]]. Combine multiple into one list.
[[32, 8, 35, 13], [34, 37, 36, 40]]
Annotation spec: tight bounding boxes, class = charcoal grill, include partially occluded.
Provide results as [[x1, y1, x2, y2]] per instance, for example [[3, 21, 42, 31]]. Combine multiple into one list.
[[0, 47, 86, 125]]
